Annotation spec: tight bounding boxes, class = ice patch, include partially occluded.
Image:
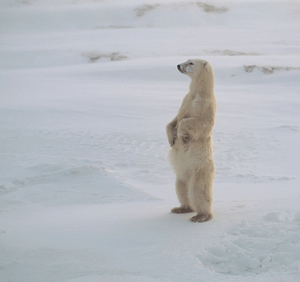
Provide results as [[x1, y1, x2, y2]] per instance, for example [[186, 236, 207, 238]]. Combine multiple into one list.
[[244, 65, 300, 74], [134, 2, 228, 18], [209, 49, 259, 56], [82, 52, 127, 63], [135, 4, 159, 17], [196, 2, 228, 14]]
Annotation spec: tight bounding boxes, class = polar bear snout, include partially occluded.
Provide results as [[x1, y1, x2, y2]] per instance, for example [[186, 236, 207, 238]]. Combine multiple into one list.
[[177, 64, 183, 73], [177, 64, 186, 74], [177, 60, 195, 75]]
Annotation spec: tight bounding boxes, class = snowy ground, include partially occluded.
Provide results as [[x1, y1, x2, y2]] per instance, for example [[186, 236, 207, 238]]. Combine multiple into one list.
[[1, 0, 300, 281]]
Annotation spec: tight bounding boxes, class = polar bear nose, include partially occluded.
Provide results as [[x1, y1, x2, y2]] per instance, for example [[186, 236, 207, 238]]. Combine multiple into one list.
[[177, 65, 181, 70]]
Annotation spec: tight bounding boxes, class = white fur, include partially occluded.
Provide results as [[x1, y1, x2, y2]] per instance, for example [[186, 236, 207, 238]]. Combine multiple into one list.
[[166, 59, 216, 222]]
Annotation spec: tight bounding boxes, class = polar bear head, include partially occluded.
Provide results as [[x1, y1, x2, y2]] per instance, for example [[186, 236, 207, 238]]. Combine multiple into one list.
[[177, 59, 212, 79]]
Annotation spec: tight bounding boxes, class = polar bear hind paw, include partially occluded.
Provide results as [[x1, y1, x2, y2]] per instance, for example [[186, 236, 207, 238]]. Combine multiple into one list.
[[190, 213, 213, 223], [171, 206, 194, 214]]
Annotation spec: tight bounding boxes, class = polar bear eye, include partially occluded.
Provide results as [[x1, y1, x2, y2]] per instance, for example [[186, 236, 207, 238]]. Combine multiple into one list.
[[189, 62, 194, 65]]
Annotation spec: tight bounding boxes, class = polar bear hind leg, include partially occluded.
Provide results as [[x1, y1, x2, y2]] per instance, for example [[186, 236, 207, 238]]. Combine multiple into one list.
[[171, 178, 194, 214], [188, 167, 214, 222]]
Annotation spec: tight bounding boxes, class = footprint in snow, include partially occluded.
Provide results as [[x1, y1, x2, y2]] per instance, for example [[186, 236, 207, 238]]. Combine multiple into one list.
[[197, 213, 300, 276]]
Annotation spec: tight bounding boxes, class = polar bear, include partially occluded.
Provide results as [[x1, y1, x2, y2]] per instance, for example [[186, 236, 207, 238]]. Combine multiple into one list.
[[166, 59, 216, 222]]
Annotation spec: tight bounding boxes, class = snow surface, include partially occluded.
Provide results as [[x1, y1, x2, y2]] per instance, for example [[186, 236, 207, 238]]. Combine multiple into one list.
[[1, 0, 300, 281]]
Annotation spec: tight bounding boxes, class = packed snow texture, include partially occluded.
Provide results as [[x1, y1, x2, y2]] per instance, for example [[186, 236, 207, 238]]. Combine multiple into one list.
[[1, 0, 300, 281]]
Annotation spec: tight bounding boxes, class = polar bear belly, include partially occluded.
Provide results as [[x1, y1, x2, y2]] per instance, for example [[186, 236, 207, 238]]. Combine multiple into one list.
[[170, 138, 213, 177]]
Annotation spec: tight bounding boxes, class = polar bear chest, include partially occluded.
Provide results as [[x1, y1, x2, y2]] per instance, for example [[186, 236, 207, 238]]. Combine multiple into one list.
[[178, 94, 201, 120]]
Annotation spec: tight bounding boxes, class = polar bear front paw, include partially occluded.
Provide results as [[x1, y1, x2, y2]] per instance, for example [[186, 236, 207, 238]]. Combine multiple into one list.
[[182, 132, 190, 143], [190, 213, 213, 223], [177, 131, 190, 143], [178, 121, 191, 143]]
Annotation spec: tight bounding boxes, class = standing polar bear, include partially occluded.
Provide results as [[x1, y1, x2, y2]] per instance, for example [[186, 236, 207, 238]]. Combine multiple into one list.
[[166, 59, 216, 222]]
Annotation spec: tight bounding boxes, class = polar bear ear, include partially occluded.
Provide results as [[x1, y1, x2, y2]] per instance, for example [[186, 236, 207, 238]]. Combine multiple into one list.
[[204, 62, 211, 73]]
